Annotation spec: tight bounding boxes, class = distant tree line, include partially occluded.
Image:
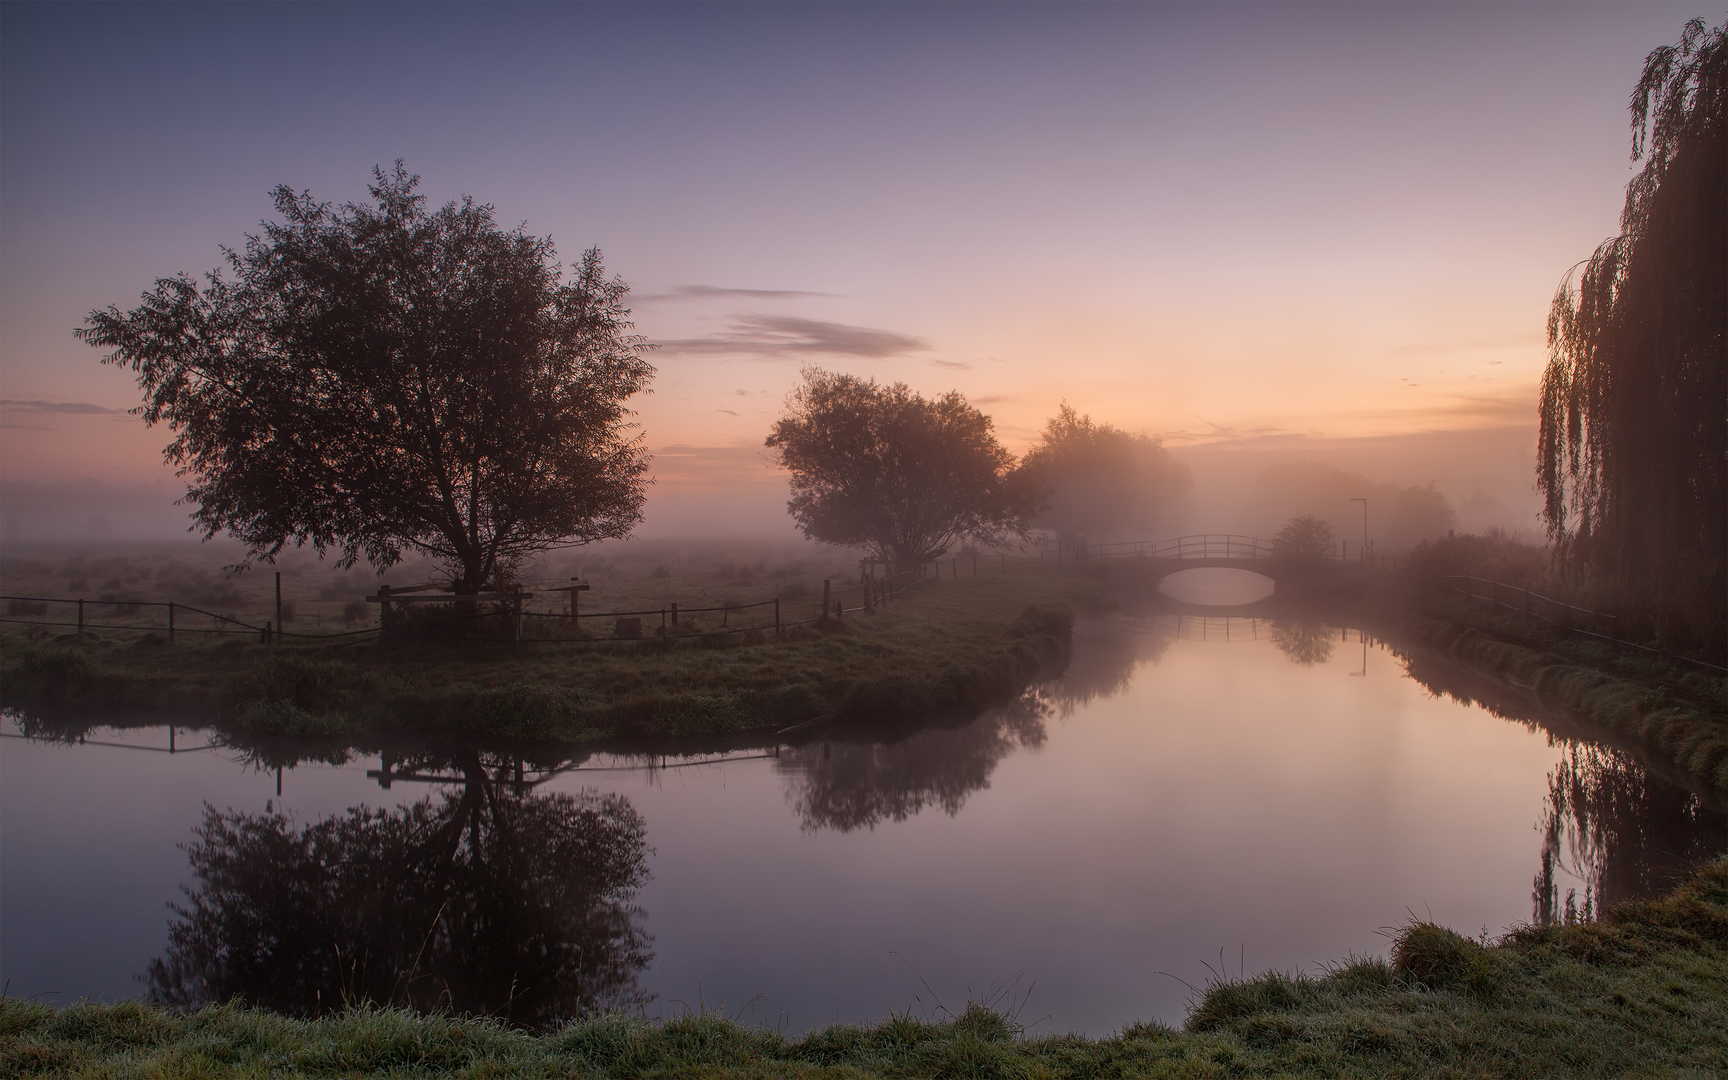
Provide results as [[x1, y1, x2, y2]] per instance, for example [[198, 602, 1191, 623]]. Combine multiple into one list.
[[83, 165, 1195, 591]]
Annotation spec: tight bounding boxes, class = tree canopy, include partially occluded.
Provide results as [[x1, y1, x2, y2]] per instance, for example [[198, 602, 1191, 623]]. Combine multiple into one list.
[[1272, 514, 1335, 566], [765, 369, 1035, 568], [1537, 19, 1726, 650], [1016, 404, 1189, 546], [78, 163, 655, 592]]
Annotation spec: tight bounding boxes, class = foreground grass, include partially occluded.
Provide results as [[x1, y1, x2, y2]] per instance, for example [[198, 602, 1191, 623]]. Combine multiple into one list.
[[7, 858, 1727, 1078], [1, 569, 1091, 742]]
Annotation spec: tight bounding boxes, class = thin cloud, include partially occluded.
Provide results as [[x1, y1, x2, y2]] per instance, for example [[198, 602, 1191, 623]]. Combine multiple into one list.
[[716, 408, 740, 416], [930, 359, 972, 370], [1, 398, 125, 415], [1393, 339, 1542, 356], [973, 394, 1015, 405], [1158, 420, 1297, 446], [659, 315, 928, 359], [636, 284, 836, 304], [654, 443, 784, 492]]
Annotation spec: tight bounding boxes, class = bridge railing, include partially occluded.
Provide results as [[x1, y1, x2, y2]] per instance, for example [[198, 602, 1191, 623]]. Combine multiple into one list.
[[1083, 534, 1277, 561]]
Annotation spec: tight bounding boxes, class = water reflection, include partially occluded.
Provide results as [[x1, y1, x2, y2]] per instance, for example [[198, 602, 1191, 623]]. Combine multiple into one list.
[[776, 695, 1048, 832], [1533, 744, 1727, 924], [146, 750, 652, 1027], [1391, 641, 1727, 926], [1270, 620, 1335, 666], [1041, 617, 1173, 713]]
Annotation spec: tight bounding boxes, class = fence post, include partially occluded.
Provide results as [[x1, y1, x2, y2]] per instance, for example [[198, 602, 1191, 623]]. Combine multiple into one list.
[[671, 601, 679, 629], [774, 597, 782, 636], [168, 602, 175, 643], [274, 571, 283, 638], [77, 598, 84, 635], [821, 579, 831, 622], [660, 608, 667, 632], [722, 603, 730, 628]]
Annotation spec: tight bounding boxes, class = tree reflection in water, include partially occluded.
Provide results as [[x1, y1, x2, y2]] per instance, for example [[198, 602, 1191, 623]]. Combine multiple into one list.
[[1270, 620, 1335, 666], [1040, 616, 1173, 715], [146, 751, 652, 1027], [1532, 743, 1727, 925], [1391, 640, 1727, 924], [777, 695, 1048, 832]]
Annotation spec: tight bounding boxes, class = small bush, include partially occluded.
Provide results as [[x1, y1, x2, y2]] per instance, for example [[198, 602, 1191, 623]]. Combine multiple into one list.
[[1390, 923, 1494, 993]]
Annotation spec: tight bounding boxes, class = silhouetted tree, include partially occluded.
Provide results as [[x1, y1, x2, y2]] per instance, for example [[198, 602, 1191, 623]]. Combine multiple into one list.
[[1537, 19, 1726, 652], [79, 164, 654, 593], [146, 754, 652, 1027], [1271, 515, 1335, 566], [1016, 404, 1190, 548], [765, 368, 1034, 569], [1384, 483, 1457, 550]]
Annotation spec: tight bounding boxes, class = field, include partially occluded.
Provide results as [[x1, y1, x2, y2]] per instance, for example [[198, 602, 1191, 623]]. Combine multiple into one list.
[[1, 538, 1088, 744]]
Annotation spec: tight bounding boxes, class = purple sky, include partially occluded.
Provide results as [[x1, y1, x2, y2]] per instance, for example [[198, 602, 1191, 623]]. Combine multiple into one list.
[[0, 1, 1706, 539]]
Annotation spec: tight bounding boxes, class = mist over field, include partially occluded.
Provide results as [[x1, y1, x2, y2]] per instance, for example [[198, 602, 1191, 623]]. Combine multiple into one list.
[[1, 4, 1722, 1075]]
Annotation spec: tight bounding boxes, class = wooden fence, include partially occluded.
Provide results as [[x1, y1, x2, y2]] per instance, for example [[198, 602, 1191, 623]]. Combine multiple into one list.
[[1440, 575, 1728, 675], [0, 561, 959, 650]]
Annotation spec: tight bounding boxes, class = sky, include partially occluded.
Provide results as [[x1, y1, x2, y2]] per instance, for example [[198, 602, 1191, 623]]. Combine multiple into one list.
[[0, 0, 1707, 543]]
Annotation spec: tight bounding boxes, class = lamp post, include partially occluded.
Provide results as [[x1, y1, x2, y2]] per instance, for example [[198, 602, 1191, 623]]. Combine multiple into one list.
[[1347, 497, 1368, 563]]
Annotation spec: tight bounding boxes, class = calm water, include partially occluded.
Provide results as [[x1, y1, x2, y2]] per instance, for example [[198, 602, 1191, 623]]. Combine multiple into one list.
[[4, 589, 1723, 1034]]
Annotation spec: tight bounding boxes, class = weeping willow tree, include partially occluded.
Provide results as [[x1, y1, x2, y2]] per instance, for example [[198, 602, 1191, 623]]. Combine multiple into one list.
[[1537, 18, 1727, 654]]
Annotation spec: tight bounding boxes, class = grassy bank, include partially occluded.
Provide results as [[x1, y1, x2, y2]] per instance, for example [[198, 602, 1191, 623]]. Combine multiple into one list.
[[1, 570, 1088, 743], [1406, 606, 1728, 796], [7, 857, 1727, 1078]]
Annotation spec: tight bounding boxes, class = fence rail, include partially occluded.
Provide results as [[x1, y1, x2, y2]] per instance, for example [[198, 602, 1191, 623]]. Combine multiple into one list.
[[1439, 575, 1728, 675]]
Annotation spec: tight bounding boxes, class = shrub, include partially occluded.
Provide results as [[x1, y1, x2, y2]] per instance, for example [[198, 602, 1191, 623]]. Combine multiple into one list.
[[1272, 515, 1336, 565]]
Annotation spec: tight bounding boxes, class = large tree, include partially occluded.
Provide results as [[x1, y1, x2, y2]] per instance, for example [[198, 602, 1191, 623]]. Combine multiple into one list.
[[765, 368, 1034, 569], [1015, 404, 1189, 548], [78, 163, 655, 592], [1537, 19, 1726, 650]]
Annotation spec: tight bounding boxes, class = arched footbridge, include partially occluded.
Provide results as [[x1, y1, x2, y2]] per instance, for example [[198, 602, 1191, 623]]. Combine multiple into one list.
[[1052, 534, 1339, 581]]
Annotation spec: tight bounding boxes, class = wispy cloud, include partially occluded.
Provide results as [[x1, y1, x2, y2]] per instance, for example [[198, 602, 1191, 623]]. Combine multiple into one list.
[[1, 398, 125, 416], [1158, 420, 1297, 446], [659, 315, 927, 359], [930, 358, 972, 370], [1392, 338, 1542, 357], [973, 394, 1015, 405], [716, 408, 740, 416], [653, 442, 784, 491], [636, 284, 836, 304]]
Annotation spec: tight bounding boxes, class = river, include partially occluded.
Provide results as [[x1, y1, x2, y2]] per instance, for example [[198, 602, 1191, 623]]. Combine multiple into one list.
[[3, 573, 1722, 1035]]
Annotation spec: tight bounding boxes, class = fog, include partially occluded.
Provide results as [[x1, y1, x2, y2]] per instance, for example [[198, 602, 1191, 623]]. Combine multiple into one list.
[[0, 417, 1538, 559]]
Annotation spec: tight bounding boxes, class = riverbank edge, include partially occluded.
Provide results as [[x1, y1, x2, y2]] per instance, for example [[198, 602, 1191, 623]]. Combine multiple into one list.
[[1402, 611, 1728, 795], [6, 857, 1726, 1078], [0, 580, 1078, 745]]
